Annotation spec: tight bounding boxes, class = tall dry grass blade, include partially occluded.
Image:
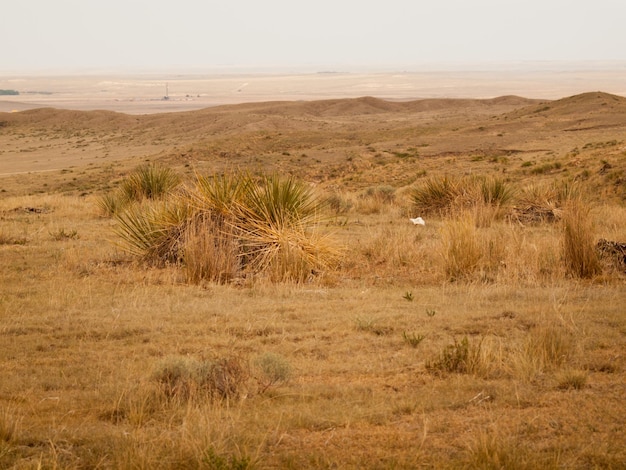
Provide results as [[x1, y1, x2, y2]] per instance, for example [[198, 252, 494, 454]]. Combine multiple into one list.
[[440, 214, 482, 281], [561, 200, 601, 278]]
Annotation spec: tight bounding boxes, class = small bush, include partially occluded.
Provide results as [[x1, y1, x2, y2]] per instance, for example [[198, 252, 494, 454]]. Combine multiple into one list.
[[402, 331, 425, 348], [325, 191, 354, 215], [556, 370, 587, 390], [152, 355, 248, 402], [426, 336, 476, 374], [253, 353, 292, 393]]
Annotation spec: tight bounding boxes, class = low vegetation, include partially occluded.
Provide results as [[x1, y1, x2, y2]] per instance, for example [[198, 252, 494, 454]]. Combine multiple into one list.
[[1, 93, 625, 468]]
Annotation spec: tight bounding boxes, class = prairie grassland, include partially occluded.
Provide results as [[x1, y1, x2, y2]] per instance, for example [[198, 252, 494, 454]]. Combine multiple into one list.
[[1, 92, 625, 468], [1, 187, 625, 469]]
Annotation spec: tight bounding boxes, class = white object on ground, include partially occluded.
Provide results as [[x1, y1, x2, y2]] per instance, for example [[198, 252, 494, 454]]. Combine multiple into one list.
[[409, 217, 426, 225]]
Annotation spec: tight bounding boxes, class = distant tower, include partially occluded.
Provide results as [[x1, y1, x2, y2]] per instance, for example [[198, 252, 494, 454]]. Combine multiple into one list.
[[163, 83, 169, 100]]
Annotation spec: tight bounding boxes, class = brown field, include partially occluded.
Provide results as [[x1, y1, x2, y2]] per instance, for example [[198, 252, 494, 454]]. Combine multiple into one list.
[[1, 74, 625, 469]]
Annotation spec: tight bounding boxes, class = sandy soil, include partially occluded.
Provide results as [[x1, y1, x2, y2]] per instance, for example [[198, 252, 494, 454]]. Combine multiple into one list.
[[2, 68, 626, 114]]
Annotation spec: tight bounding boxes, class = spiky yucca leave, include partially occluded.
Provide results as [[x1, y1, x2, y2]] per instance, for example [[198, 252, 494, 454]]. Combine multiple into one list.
[[241, 174, 324, 227], [121, 163, 181, 202], [192, 172, 252, 217], [411, 176, 459, 215], [479, 177, 515, 206], [113, 199, 194, 264], [412, 175, 515, 216], [113, 171, 341, 282], [222, 174, 337, 282]]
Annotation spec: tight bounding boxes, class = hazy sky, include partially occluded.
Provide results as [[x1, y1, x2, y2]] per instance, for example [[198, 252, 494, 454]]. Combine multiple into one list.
[[2, 0, 625, 71]]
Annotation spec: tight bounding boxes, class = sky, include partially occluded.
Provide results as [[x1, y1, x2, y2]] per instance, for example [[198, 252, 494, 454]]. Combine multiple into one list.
[[2, 0, 626, 72]]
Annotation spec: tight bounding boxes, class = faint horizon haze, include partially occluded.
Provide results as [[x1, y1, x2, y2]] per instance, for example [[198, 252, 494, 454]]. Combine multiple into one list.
[[2, 1, 625, 73]]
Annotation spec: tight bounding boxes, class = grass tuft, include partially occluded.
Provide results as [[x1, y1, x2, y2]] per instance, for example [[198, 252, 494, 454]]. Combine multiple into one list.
[[561, 200, 601, 278]]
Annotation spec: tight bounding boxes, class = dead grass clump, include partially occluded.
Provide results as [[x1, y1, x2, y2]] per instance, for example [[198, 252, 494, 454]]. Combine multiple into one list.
[[463, 428, 560, 470], [440, 215, 481, 281], [596, 238, 626, 274], [561, 200, 601, 278], [356, 185, 396, 214], [439, 214, 507, 282], [183, 215, 241, 284], [511, 181, 580, 225], [411, 175, 513, 218], [426, 336, 502, 377], [0, 406, 21, 444], [152, 355, 249, 402], [556, 369, 588, 390], [0, 233, 28, 245], [512, 324, 575, 380]]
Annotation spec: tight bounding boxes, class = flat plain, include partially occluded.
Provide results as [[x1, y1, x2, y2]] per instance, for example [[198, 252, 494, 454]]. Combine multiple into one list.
[[0, 71, 625, 469]]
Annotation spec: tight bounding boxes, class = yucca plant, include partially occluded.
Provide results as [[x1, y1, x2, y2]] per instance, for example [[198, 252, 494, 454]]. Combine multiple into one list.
[[96, 191, 132, 216], [120, 163, 181, 202], [112, 170, 341, 283], [241, 174, 324, 226], [113, 198, 193, 265], [411, 176, 459, 215], [97, 163, 181, 216], [192, 172, 251, 217], [479, 176, 515, 206], [233, 179, 335, 281]]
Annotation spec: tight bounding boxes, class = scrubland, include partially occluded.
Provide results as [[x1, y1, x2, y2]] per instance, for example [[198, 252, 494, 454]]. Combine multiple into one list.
[[1, 92, 625, 468]]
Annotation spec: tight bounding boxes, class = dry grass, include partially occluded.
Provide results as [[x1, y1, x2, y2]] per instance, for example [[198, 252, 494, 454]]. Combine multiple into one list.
[[1, 93, 626, 468]]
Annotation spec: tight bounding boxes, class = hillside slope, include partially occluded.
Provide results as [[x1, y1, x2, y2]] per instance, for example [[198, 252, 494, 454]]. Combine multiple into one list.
[[1, 93, 625, 200]]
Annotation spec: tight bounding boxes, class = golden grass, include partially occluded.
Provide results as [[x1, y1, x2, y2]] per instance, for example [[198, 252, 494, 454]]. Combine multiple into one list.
[[1, 94, 626, 468], [1, 189, 625, 468]]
